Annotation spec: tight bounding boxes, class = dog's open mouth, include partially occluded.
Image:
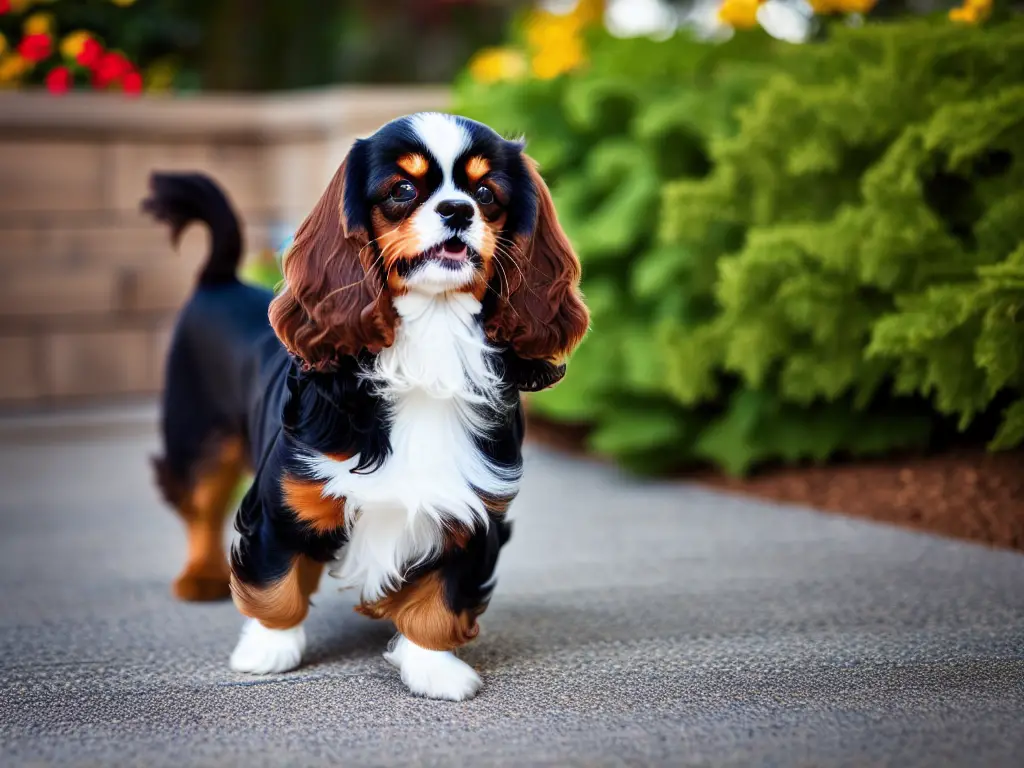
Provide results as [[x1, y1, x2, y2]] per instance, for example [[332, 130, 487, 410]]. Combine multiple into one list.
[[395, 238, 479, 279], [426, 237, 472, 264], [419, 237, 479, 269]]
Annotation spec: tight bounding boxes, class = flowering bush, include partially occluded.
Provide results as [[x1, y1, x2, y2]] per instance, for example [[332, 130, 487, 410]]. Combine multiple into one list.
[[455, 10, 1024, 475], [0, 0, 144, 94]]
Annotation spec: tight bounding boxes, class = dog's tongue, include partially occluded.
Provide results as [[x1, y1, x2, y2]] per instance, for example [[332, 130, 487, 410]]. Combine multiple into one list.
[[442, 238, 468, 261]]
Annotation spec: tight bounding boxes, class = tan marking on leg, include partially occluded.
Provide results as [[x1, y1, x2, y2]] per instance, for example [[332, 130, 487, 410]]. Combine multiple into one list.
[[231, 555, 324, 630], [397, 153, 429, 178], [465, 156, 490, 185], [297, 555, 325, 601], [281, 475, 345, 534], [172, 437, 246, 602], [356, 571, 480, 651]]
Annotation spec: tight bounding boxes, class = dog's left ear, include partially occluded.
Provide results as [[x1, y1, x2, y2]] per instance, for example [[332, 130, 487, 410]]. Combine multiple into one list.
[[486, 153, 590, 363]]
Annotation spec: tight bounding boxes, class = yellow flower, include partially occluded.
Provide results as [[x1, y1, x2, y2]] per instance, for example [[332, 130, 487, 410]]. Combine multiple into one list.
[[525, 11, 584, 51], [9, 0, 36, 14], [523, 3, 599, 80], [110, 0, 138, 6], [61, 31, 93, 60], [0, 54, 32, 85], [24, 12, 54, 36], [519, 2, 603, 81], [949, 0, 992, 23], [0, 33, 6, 58], [718, 0, 762, 29], [468, 47, 527, 84], [569, 0, 604, 26], [531, 36, 585, 80]]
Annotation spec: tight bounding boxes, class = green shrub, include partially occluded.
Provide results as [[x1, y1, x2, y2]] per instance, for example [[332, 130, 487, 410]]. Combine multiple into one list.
[[454, 18, 1024, 474]]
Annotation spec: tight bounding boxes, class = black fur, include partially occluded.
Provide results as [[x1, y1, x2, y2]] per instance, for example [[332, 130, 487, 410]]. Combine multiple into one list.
[[142, 173, 244, 286]]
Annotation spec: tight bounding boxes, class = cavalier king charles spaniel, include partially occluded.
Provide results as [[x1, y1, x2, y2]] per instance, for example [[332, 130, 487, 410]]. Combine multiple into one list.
[[144, 112, 589, 701]]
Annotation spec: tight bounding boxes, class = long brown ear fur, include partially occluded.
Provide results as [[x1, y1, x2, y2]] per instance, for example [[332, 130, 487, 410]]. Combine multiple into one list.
[[486, 156, 589, 362], [268, 159, 396, 369]]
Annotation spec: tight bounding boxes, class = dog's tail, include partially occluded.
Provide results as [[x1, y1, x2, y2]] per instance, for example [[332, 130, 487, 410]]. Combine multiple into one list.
[[142, 172, 243, 286]]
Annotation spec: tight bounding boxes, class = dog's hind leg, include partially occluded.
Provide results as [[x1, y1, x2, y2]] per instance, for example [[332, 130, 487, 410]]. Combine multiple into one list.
[[156, 437, 247, 602]]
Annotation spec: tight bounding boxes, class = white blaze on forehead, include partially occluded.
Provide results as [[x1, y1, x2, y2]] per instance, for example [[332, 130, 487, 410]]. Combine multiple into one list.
[[407, 113, 485, 260], [408, 113, 471, 181]]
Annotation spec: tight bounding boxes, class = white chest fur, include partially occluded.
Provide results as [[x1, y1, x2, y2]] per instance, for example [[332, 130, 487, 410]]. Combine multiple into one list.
[[302, 292, 518, 602]]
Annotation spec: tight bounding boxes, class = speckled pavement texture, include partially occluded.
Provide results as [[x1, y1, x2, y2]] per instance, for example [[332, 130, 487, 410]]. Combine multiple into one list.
[[1, 414, 1023, 767]]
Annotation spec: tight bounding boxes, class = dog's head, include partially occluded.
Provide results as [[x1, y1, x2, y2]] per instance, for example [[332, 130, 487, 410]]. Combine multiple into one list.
[[269, 112, 589, 371]]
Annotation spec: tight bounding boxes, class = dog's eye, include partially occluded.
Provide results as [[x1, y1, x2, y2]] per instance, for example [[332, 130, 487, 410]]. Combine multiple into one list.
[[390, 180, 417, 203], [475, 185, 495, 206]]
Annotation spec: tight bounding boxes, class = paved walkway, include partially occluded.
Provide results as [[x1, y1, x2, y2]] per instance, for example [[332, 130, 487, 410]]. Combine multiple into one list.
[[1, 416, 1023, 766]]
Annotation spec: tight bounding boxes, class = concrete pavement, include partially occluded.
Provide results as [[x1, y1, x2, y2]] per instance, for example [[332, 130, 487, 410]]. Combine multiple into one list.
[[1, 415, 1023, 766]]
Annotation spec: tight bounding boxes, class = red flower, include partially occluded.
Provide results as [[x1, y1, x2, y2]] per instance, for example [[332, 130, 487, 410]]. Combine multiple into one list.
[[76, 38, 104, 69], [0, 0, 11, 15], [46, 66, 72, 95], [122, 70, 143, 96], [93, 51, 132, 88], [17, 33, 53, 64]]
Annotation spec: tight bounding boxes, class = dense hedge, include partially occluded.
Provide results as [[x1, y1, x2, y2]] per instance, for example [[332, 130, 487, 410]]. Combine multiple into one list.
[[454, 18, 1024, 474]]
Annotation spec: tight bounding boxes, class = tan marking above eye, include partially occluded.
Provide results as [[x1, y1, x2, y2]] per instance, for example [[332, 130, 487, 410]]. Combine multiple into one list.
[[466, 156, 491, 184], [397, 153, 429, 177]]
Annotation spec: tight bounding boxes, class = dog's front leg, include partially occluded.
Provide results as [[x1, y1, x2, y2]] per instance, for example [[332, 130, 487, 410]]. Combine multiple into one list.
[[358, 570, 482, 701], [361, 516, 512, 701], [226, 478, 327, 675], [228, 553, 323, 675], [383, 632, 482, 702]]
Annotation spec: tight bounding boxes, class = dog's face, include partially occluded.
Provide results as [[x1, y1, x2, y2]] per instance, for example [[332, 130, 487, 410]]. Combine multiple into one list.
[[354, 113, 525, 297], [270, 112, 589, 370]]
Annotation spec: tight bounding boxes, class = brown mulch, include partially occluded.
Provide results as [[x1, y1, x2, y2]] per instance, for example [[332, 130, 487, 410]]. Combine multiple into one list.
[[700, 449, 1024, 553], [526, 419, 1024, 553]]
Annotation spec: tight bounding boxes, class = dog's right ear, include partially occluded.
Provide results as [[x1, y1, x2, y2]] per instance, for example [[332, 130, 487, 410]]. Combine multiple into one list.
[[269, 141, 396, 369]]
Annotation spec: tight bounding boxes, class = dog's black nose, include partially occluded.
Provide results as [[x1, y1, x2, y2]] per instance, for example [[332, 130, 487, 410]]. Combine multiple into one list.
[[435, 199, 474, 230]]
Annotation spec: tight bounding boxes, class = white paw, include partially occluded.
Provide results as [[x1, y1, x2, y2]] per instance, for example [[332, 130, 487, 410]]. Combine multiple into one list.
[[383, 634, 482, 701], [229, 619, 305, 675]]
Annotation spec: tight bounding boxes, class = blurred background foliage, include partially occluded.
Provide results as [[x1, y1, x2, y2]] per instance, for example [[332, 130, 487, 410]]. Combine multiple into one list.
[[455, 4, 1024, 475]]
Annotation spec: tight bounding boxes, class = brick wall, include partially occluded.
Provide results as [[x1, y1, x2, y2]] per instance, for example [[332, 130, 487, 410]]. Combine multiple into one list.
[[0, 87, 448, 408]]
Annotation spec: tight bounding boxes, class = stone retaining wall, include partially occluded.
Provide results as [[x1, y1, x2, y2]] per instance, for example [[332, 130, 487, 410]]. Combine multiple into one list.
[[0, 87, 448, 408]]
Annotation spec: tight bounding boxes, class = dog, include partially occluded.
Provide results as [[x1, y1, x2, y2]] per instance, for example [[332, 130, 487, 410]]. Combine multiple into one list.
[[144, 112, 589, 700]]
